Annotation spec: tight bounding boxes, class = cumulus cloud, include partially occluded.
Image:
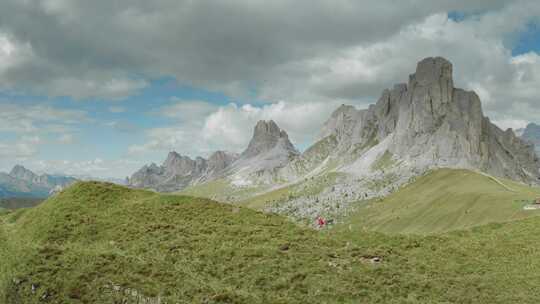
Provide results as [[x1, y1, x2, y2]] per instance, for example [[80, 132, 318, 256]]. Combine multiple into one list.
[[127, 1, 540, 158], [159, 99, 218, 121], [0, 0, 511, 100], [0, 102, 88, 133], [263, 6, 540, 128], [0, 103, 86, 165], [128, 100, 343, 157], [1, 1, 540, 176], [0, 136, 42, 159]]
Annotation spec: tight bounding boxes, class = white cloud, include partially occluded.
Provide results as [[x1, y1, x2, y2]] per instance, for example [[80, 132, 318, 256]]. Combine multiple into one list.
[[265, 8, 540, 124], [127, 4, 540, 159], [129, 100, 343, 157], [0, 32, 32, 75], [0, 103, 88, 133], [0, 0, 513, 100], [0, 136, 42, 159], [103, 120, 137, 133], [44, 77, 148, 101], [108, 106, 126, 113], [159, 99, 218, 121]]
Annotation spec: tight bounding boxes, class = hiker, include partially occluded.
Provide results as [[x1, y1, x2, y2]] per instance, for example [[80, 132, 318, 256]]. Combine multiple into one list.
[[317, 216, 326, 228]]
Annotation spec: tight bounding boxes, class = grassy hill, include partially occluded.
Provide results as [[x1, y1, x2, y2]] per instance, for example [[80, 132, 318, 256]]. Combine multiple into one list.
[[180, 179, 270, 203], [0, 198, 44, 210], [340, 169, 540, 234], [4, 180, 540, 303], [330, 216, 540, 304], [0, 182, 415, 303]]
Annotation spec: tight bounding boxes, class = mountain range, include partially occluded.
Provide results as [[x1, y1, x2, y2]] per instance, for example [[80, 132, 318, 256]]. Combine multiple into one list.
[[0, 165, 77, 199], [129, 57, 540, 219]]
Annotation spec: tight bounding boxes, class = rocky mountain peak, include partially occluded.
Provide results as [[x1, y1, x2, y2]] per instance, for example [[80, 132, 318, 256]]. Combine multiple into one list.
[[255, 120, 281, 137], [242, 120, 298, 158], [412, 56, 453, 87], [161, 152, 207, 176], [312, 56, 539, 184], [9, 165, 37, 181], [128, 120, 300, 191], [208, 151, 238, 172]]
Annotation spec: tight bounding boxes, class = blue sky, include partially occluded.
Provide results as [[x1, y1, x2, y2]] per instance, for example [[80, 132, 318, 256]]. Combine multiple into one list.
[[0, 1, 539, 178]]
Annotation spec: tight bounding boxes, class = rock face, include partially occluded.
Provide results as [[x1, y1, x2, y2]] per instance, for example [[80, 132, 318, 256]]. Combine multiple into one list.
[[130, 57, 540, 199], [267, 57, 540, 221], [521, 123, 540, 154], [241, 120, 297, 159], [233, 121, 298, 170], [0, 165, 77, 199], [225, 120, 299, 185], [128, 151, 239, 192], [310, 57, 539, 184], [128, 120, 299, 191]]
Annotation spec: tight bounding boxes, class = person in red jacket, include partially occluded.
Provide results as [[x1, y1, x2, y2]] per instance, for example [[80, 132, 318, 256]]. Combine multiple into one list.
[[317, 216, 326, 228]]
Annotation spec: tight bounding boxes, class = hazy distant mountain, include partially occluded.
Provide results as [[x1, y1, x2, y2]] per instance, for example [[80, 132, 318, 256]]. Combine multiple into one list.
[[520, 123, 540, 154], [128, 119, 299, 192], [69, 174, 128, 185], [129, 150, 239, 192], [0, 165, 77, 199]]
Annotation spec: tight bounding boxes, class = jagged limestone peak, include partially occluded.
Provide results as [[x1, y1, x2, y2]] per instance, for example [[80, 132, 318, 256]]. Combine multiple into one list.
[[242, 120, 298, 159], [412, 56, 453, 87]]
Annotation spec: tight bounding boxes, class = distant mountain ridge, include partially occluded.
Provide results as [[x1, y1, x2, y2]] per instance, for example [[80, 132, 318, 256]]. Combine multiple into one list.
[[129, 150, 240, 192], [128, 120, 298, 192], [0, 165, 77, 199], [129, 57, 540, 216]]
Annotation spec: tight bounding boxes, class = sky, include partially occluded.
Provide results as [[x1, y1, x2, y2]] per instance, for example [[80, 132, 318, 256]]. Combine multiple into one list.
[[0, 0, 539, 178]]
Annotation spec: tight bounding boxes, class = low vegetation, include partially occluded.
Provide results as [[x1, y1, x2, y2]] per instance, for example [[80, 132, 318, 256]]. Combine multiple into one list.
[[0, 182, 398, 303], [0, 198, 44, 210], [241, 172, 343, 210], [180, 179, 268, 203], [3, 174, 540, 303], [341, 169, 540, 234], [370, 150, 396, 172]]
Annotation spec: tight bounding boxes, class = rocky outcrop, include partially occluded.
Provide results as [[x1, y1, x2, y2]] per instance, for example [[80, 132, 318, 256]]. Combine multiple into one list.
[[233, 120, 298, 169], [267, 57, 539, 221], [129, 120, 299, 191], [0, 165, 77, 199], [241, 120, 297, 159], [129, 57, 539, 198], [224, 120, 299, 185], [310, 57, 539, 184], [206, 151, 239, 178], [128, 151, 239, 192]]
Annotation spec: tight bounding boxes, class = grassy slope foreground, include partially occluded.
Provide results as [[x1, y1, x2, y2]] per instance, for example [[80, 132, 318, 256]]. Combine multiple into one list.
[[3, 181, 540, 303], [0, 198, 45, 210], [341, 169, 540, 234], [0, 182, 431, 303]]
